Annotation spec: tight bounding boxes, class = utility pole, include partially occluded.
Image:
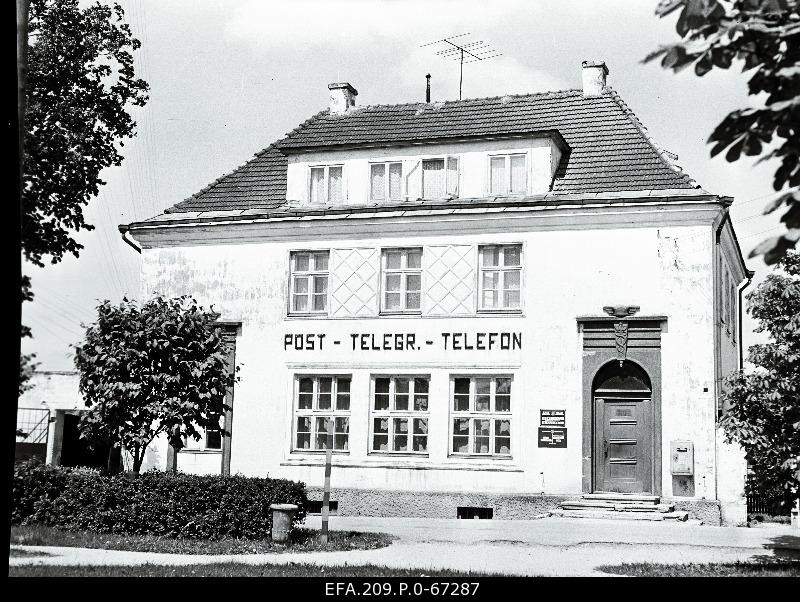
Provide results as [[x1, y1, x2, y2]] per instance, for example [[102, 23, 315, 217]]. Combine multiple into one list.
[[320, 417, 333, 545]]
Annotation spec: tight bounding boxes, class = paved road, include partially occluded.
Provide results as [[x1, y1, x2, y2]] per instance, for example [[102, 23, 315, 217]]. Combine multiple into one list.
[[9, 517, 800, 577]]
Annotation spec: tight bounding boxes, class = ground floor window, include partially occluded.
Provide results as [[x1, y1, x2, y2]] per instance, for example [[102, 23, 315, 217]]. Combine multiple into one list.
[[370, 376, 430, 453], [294, 375, 351, 451], [450, 376, 512, 456]]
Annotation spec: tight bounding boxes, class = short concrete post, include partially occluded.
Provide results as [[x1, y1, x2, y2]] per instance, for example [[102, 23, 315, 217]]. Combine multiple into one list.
[[270, 503, 299, 543]]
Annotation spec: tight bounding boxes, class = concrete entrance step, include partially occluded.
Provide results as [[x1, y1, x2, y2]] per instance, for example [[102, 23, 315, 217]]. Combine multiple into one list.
[[561, 500, 674, 512], [581, 493, 661, 504], [551, 509, 688, 522]]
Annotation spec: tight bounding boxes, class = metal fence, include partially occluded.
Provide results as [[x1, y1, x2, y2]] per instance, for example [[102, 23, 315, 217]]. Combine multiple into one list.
[[746, 494, 787, 515]]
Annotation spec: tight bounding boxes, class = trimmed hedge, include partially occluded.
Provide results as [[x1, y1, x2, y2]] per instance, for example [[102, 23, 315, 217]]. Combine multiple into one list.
[[12, 460, 308, 540]]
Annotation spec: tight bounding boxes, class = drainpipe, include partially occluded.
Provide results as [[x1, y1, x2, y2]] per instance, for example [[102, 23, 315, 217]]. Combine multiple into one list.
[[118, 224, 141, 254], [712, 206, 730, 504], [737, 270, 754, 371]]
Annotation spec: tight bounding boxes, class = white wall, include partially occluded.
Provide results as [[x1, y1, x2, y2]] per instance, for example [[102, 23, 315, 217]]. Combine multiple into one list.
[[140, 212, 731, 501]]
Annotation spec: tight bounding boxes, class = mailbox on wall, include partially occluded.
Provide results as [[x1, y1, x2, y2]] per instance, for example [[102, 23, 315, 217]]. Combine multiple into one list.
[[671, 440, 694, 476]]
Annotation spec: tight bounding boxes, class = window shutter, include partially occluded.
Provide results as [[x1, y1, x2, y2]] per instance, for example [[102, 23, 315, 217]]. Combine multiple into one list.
[[405, 160, 422, 201], [446, 156, 459, 197]]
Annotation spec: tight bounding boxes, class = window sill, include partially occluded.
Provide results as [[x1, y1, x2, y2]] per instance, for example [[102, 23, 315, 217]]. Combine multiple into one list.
[[178, 449, 222, 455], [288, 312, 329, 318], [368, 452, 429, 458], [379, 311, 423, 317], [291, 449, 350, 455], [281, 457, 522, 472], [476, 309, 523, 315]]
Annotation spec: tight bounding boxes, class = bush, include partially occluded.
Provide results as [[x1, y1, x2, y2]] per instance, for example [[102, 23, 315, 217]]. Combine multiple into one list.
[[12, 460, 308, 540]]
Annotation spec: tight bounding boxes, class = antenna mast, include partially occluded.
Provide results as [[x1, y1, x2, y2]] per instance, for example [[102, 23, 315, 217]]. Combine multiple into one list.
[[420, 33, 502, 100]]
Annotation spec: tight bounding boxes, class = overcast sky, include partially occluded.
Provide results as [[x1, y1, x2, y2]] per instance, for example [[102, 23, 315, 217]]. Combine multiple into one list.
[[22, 0, 783, 371]]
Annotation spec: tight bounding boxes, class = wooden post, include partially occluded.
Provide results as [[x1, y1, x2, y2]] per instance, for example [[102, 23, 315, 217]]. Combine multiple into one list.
[[320, 417, 333, 545]]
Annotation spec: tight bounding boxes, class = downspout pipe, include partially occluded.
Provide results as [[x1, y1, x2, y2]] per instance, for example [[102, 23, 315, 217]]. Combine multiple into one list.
[[738, 270, 755, 371], [118, 224, 141, 254]]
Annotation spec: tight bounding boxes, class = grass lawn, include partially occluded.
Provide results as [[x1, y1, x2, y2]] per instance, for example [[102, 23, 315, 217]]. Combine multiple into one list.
[[10, 524, 393, 555], [9, 563, 487, 577], [599, 559, 800, 577]]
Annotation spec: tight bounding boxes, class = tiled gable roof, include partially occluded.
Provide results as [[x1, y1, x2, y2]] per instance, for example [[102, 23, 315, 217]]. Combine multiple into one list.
[[165, 88, 698, 214]]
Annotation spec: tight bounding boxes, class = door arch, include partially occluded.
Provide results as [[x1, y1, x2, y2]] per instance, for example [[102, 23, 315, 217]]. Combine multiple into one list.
[[592, 360, 654, 493]]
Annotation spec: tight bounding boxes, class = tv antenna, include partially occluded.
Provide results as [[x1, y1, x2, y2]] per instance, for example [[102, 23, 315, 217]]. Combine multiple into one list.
[[420, 33, 502, 100]]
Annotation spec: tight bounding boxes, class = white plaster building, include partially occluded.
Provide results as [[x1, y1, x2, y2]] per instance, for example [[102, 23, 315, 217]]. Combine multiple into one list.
[[114, 61, 751, 524]]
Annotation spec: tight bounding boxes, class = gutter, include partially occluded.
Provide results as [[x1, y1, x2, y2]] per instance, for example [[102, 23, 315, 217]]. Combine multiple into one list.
[[118, 224, 142, 254], [124, 194, 729, 232]]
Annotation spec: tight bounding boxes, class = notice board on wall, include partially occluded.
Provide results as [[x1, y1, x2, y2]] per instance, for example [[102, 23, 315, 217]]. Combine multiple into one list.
[[538, 409, 566, 448], [540, 409, 565, 427], [538, 427, 567, 448]]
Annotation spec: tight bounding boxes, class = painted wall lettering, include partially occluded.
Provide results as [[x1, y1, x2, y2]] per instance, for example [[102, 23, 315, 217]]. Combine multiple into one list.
[[441, 332, 522, 350], [283, 331, 522, 351]]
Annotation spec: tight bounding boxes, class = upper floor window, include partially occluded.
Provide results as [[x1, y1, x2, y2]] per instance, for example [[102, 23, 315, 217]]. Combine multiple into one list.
[[489, 154, 527, 195], [294, 375, 351, 452], [310, 165, 343, 205], [451, 376, 512, 456], [370, 162, 403, 202], [382, 248, 422, 313], [422, 157, 458, 199], [290, 251, 329, 314], [478, 244, 522, 311]]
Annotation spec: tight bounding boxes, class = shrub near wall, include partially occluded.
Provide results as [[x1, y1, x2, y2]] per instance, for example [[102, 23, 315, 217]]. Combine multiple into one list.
[[12, 461, 308, 540]]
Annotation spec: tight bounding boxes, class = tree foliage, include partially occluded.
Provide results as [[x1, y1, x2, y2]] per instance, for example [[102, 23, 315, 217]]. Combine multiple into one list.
[[23, 0, 148, 267], [720, 251, 800, 507], [73, 296, 237, 474], [647, 0, 800, 264]]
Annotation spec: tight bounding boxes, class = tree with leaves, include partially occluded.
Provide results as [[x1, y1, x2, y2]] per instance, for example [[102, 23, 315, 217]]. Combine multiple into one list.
[[647, 0, 800, 264], [20, 0, 149, 390], [720, 250, 800, 509], [73, 296, 237, 474]]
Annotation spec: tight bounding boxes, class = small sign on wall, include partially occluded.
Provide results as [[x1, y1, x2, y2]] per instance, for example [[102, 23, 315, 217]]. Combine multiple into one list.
[[540, 409, 565, 427], [539, 409, 566, 448], [538, 427, 567, 448]]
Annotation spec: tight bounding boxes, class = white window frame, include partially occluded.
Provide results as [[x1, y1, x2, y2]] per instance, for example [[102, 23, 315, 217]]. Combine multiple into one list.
[[288, 250, 330, 316], [487, 153, 528, 196], [380, 247, 423, 314], [308, 164, 344, 205], [449, 375, 513, 457], [369, 375, 430, 455], [477, 244, 523, 312], [292, 375, 351, 453], [421, 156, 459, 199], [369, 161, 404, 202]]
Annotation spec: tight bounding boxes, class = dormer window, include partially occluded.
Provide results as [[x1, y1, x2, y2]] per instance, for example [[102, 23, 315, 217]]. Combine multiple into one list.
[[422, 157, 458, 199], [489, 154, 527, 195], [370, 162, 403, 202], [310, 165, 343, 205]]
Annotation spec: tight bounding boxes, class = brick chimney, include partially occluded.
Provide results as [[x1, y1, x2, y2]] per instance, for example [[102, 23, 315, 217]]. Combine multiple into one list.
[[328, 82, 358, 114], [581, 61, 608, 97]]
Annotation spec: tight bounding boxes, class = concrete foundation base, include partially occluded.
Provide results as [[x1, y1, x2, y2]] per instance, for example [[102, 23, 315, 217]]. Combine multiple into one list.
[[307, 487, 724, 525]]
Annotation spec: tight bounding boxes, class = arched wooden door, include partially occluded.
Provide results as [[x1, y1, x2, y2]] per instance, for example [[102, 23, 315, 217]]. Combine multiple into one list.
[[593, 360, 653, 493]]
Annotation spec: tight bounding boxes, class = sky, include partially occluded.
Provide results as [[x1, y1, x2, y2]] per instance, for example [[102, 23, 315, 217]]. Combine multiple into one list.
[[22, 0, 785, 371]]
